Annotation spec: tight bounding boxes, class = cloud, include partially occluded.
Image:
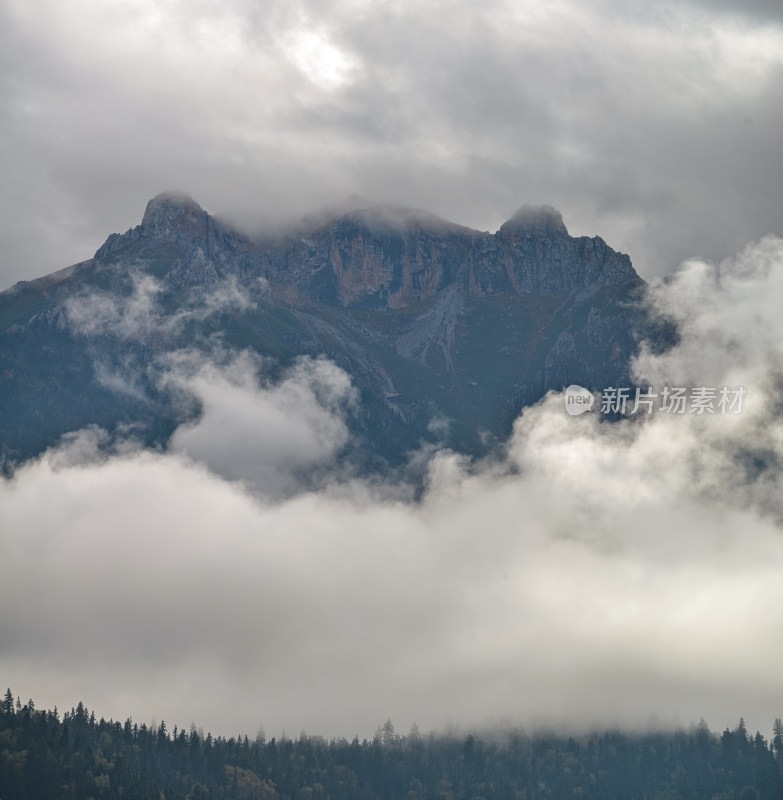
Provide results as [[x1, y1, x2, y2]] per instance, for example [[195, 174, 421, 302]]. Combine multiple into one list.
[[1, 0, 782, 289], [64, 273, 164, 339], [165, 350, 358, 497], [629, 236, 783, 520], [3, 235, 783, 741], [61, 270, 355, 497], [62, 270, 259, 340]]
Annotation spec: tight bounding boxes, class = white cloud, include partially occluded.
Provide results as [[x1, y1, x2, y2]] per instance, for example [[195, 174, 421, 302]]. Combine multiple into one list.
[[63, 270, 259, 340], [2, 407, 782, 739], [166, 351, 358, 496], [286, 30, 356, 89], [64, 273, 163, 338]]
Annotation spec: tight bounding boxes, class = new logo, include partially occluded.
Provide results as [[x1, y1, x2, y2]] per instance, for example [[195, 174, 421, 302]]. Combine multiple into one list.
[[564, 384, 595, 415]]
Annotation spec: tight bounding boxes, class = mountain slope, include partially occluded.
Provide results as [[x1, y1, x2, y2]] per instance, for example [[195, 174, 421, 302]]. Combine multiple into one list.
[[0, 193, 646, 467]]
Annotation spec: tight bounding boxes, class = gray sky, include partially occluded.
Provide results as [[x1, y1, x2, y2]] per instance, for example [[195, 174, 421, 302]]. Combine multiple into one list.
[[3, 0, 783, 742], [1, 0, 782, 289]]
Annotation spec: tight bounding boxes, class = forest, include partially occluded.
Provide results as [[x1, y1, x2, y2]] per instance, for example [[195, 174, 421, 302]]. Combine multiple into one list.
[[1, 689, 782, 800]]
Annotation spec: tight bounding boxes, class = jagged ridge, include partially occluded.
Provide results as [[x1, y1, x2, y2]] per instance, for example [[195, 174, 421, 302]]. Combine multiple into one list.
[[0, 192, 648, 467], [90, 192, 640, 309]]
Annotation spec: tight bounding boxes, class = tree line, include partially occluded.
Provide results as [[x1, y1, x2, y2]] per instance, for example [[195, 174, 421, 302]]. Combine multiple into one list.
[[2, 689, 783, 799]]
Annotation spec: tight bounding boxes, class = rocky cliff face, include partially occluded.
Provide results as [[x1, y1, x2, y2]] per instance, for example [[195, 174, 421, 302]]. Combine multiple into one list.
[[90, 192, 640, 308], [495, 205, 636, 293], [0, 192, 648, 467]]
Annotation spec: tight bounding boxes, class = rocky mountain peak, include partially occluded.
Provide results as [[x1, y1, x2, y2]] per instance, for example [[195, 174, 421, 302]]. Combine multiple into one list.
[[140, 191, 209, 241], [0, 190, 646, 466], [498, 204, 568, 242], [92, 191, 639, 308]]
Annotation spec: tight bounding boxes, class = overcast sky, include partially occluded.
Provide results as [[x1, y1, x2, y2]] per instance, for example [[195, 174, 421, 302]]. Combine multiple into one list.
[[3, 0, 783, 743], [1, 0, 782, 290]]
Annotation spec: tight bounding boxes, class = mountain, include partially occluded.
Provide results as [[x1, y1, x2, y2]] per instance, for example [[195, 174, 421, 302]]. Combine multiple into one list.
[[0, 192, 646, 468]]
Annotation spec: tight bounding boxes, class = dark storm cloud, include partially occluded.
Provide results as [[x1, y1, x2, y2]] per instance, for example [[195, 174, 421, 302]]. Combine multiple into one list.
[[1, 0, 782, 288]]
